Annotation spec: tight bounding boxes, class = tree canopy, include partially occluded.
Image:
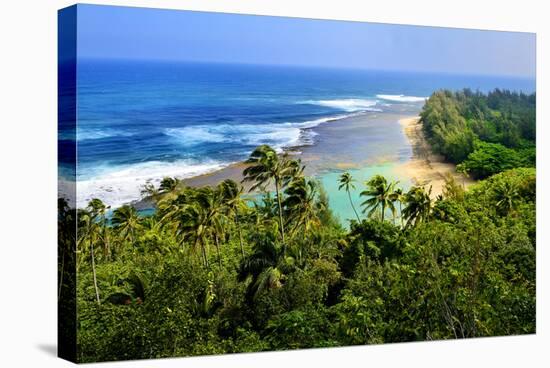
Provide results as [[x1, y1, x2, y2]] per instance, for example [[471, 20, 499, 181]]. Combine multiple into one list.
[[56, 86, 536, 363], [421, 89, 535, 179], [59, 142, 535, 362]]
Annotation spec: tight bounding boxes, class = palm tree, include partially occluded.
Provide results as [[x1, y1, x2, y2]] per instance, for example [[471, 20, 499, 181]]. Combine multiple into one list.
[[159, 177, 181, 194], [157, 188, 218, 267], [180, 187, 228, 269], [242, 145, 302, 255], [249, 192, 280, 237], [219, 179, 247, 259], [157, 188, 191, 225], [173, 202, 209, 266], [360, 175, 397, 222], [283, 177, 321, 237], [139, 217, 172, 255], [140, 181, 159, 201], [338, 172, 361, 222], [402, 186, 433, 227], [87, 198, 111, 259], [388, 182, 401, 225], [199, 187, 228, 268], [238, 233, 286, 303], [157, 189, 192, 241], [390, 187, 405, 227], [494, 180, 520, 215], [111, 205, 141, 245], [78, 209, 101, 304], [141, 177, 182, 203]]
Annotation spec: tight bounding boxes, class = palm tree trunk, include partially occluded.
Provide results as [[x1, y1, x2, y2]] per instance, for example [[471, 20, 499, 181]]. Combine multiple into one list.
[[195, 236, 208, 268], [90, 239, 101, 304], [381, 203, 385, 222], [129, 227, 135, 249], [235, 214, 245, 259], [214, 234, 222, 267], [275, 178, 286, 255], [103, 223, 110, 260], [399, 202, 404, 228], [192, 237, 199, 260], [348, 190, 361, 222], [200, 238, 210, 269]]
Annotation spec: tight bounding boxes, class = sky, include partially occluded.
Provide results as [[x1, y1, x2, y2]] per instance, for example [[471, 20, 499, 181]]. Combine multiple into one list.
[[73, 4, 536, 78]]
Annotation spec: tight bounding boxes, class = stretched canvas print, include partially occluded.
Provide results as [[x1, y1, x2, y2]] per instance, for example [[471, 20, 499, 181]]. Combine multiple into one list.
[[58, 3, 536, 363]]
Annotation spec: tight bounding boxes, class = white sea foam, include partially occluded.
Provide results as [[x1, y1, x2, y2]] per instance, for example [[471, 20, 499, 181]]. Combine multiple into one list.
[[74, 160, 226, 208], [302, 99, 382, 112], [376, 94, 427, 103], [164, 126, 227, 145], [73, 114, 357, 208], [59, 128, 135, 141], [165, 124, 303, 151], [164, 114, 354, 151]]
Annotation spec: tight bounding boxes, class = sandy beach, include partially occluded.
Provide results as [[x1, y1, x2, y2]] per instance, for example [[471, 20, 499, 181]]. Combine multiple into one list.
[[180, 112, 412, 186], [397, 116, 474, 197], [182, 114, 475, 198], [182, 162, 249, 188], [136, 113, 472, 212]]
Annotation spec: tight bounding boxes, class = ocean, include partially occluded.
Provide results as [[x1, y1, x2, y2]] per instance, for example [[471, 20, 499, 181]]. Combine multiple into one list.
[[58, 60, 535, 208]]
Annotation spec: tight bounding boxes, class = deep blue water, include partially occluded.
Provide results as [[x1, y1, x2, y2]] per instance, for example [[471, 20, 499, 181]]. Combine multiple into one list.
[[59, 60, 535, 207]]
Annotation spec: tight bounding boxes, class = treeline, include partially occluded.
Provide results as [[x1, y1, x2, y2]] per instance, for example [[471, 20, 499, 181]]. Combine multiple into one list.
[[58, 145, 535, 362], [421, 89, 536, 179]]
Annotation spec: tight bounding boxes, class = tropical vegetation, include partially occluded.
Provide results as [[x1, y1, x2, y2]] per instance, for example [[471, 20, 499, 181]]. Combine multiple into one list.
[[58, 89, 536, 362], [421, 89, 536, 179]]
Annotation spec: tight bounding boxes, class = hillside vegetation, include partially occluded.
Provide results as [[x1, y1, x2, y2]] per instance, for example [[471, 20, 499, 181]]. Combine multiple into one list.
[[421, 89, 535, 178], [59, 90, 536, 362]]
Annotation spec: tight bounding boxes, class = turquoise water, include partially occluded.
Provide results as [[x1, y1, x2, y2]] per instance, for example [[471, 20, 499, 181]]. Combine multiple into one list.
[[318, 163, 413, 227]]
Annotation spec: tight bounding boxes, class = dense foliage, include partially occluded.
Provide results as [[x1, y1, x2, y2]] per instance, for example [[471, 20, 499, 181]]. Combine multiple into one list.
[[420, 89, 536, 179], [58, 140, 535, 362]]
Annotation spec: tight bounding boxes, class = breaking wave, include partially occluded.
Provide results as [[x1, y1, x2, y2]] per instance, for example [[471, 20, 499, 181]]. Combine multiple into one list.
[[376, 94, 427, 103]]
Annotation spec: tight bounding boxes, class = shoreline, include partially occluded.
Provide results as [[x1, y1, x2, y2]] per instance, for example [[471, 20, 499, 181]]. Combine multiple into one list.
[[396, 116, 474, 198], [180, 114, 475, 198], [137, 113, 468, 210], [103, 112, 469, 211]]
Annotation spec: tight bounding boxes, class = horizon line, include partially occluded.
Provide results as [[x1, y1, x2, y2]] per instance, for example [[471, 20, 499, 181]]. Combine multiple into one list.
[[76, 56, 537, 81]]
